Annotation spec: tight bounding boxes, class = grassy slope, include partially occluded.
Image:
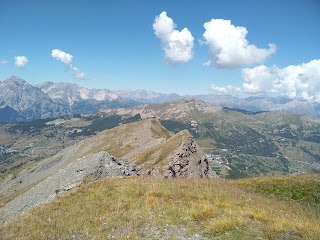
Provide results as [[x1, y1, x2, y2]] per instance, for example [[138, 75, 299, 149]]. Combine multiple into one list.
[[0, 119, 172, 210], [130, 130, 188, 168], [1, 177, 319, 240], [237, 174, 320, 205], [91, 118, 172, 158]]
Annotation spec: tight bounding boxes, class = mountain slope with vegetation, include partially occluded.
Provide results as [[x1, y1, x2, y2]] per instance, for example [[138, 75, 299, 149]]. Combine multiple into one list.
[[0, 119, 213, 224], [0, 113, 142, 172], [1, 98, 320, 179], [0, 119, 172, 208], [104, 98, 320, 177], [0, 176, 319, 239], [237, 174, 320, 205]]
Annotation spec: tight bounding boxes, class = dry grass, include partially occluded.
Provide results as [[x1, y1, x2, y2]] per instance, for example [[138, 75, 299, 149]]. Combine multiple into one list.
[[130, 131, 186, 167], [85, 118, 172, 159], [149, 119, 172, 139], [209, 217, 243, 235], [0, 177, 320, 239]]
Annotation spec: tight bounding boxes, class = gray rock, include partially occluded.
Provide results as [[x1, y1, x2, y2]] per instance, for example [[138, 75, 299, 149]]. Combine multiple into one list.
[[0, 76, 71, 121], [0, 151, 139, 224], [90, 152, 140, 180], [140, 130, 217, 179], [164, 132, 216, 179]]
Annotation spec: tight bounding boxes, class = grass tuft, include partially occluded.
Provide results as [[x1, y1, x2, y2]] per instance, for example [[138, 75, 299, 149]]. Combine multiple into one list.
[[190, 204, 216, 221], [209, 217, 243, 235], [244, 208, 270, 223]]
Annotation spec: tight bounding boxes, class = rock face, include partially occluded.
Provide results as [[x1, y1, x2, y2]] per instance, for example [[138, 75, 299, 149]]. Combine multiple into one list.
[[0, 151, 139, 224], [164, 131, 214, 178], [0, 76, 71, 121], [37, 81, 133, 115], [131, 130, 217, 179], [89, 152, 140, 180]]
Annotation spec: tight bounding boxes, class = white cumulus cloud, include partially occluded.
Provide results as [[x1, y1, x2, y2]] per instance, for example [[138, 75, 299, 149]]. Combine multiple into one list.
[[211, 84, 241, 93], [51, 49, 86, 80], [14, 56, 29, 68], [51, 49, 73, 65], [202, 19, 276, 68], [153, 11, 194, 63], [203, 60, 212, 67], [242, 59, 320, 102]]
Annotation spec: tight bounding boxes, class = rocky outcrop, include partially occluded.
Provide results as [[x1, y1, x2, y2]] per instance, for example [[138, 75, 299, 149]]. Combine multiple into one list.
[[0, 151, 139, 224], [0, 120, 215, 225], [0, 119, 172, 211], [164, 131, 215, 178], [89, 152, 140, 180], [134, 130, 217, 179]]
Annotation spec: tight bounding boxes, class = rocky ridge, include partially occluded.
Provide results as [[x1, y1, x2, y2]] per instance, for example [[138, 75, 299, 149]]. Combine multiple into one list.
[[164, 131, 213, 178], [104, 98, 222, 120], [0, 119, 214, 224], [0, 151, 139, 224], [133, 130, 216, 179]]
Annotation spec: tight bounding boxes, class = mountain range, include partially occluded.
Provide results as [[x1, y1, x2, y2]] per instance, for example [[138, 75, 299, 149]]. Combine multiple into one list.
[[0, 76, 320, 123], [1, 97, 319, 179], [197, 94, 320, 117], [0, 76, 180, 122]]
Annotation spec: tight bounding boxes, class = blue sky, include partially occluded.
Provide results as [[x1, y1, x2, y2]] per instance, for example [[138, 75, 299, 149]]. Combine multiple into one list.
[[0, 0, 319, 99]]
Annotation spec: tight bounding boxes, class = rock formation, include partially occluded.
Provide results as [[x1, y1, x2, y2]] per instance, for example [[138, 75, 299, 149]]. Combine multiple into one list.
[[0, 151, 139, 224], [131, 130, 217, 179], [164, 131, 214, 178], [0, 119, 215, 224]]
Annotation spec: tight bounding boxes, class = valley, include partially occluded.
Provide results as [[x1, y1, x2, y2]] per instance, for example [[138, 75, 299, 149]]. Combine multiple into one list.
[[1, 98, 320, 181]]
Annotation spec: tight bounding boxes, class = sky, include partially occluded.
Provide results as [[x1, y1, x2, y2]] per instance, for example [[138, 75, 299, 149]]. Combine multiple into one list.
[[0, 0, 319, 101]]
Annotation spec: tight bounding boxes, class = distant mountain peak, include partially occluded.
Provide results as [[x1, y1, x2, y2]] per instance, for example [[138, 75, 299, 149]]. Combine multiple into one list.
[[174, 97, 213, 108], [4, 76, 28, 86], [7, 75, 20, 80], [196, 94, 320, 116]]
